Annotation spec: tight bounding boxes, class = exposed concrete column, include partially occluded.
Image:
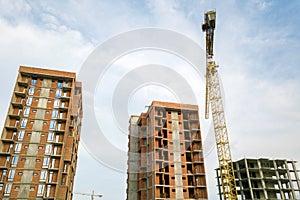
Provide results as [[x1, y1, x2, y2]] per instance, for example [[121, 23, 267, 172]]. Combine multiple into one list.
[[171, 112, 183, 200], [257, 160, 268, 199], [18, 81, 50, 199], [274, 160, 285, 199], [291, 161, 300, 195], [244, 159, 254, 199], [285, 160, 296, 198]]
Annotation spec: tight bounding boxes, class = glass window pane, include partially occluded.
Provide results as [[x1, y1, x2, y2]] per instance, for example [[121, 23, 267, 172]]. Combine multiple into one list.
[[26, 97, 33, 106], [49, 121, 56, 130], [18, 130, 25, 141], [11, 156, 19, 167], [4, 183, 12, 195], [39, 170, 47, 182], [55, 89, 61, 98], [31, 78, 37, 85], [29, 87, 35, 95], [14, 143, 22, 153], [57, 81, 63, 88], [8, 169, 16, 181], [20, 119, 28, 128], [37, 184, 44, 196], [45, 144, 52, 155], [42, 157, 50, 168], [51, 110, 58, 119], [53, 99, 60, 108], [23, 107, 30, 117]]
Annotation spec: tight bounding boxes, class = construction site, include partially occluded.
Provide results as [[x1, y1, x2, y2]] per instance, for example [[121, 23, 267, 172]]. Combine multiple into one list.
[[126, 10, 300, 200], [0, 5, 298, 200]]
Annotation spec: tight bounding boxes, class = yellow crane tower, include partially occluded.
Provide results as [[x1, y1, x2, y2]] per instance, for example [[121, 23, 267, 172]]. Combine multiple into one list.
[[202, 11, 238, 200]]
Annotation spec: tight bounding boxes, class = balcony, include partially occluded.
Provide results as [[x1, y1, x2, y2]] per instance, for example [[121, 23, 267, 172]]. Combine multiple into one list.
[[5, 125, 18, 131], [18, 79, 28, 87], [15, 89, 26, 97], [54, 128, 65, 134], [0, 161, 9, 169], [12, 99, 24, 108], [58, 105, 68, 111], [60, 94, 70, 101], [56, 116, 67, 122], [0, 149, 13, 155], [9, 112, 21, 120], [62, 84, 72, 91], [52, 140, 63, 146]]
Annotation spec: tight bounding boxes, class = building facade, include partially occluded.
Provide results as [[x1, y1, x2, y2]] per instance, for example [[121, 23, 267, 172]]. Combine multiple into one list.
[[216, 158, 300, 199], [127, 101, 208, 200], [0, 66, 82, 199]]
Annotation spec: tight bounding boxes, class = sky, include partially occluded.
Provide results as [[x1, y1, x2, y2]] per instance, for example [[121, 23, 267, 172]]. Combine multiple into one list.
[[0, 0, 299, 199]]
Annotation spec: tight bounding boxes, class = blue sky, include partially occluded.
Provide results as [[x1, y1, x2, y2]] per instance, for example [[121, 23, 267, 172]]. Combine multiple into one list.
[[0, 0, 299, 199]]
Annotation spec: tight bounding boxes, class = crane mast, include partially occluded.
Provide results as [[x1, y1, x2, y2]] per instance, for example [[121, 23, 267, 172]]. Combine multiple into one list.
[[202, 11, 238, 200]]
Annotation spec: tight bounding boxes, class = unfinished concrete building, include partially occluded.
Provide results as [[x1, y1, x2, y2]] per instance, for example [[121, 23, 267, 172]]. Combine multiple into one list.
[[216, 158, 300, 199], [126, 101, 208, 200], [0, 66, 82, 199]]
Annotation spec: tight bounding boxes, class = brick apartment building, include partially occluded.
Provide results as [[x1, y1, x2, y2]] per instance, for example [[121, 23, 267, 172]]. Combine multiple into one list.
[[0, 66, 82, 199], [127, 101, 208, 200]]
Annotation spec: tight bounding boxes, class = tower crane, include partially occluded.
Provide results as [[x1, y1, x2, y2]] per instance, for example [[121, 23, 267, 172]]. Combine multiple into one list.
[[74, 190, 103, 200], [202, 11, 238, 200]]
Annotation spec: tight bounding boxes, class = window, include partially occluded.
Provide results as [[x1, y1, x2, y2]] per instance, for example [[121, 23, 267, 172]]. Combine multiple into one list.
[[42, 157, 50, 168], [47, 132, 54, 142], [4, 183, 12, 196], [26, 97, 32, 106], [18, 130, 25, 141], [45, 144, 52, 155], [8, 169, 16, 181], [14, 143, 22, 153], [39, 170, 47, 182], [29, 87, 35, 95], [21, 158, 26, 162], [57, 81, 63, 88], [30, 187, 35, 191], [18, 172, 23, 176], [11, 156, 19, 167], [53, 146, 58, 155], [23, 107, 30, 117], [31, 78, 37, 85], [51, 110, 58, 119], [36, 159, 40, 162], [51, 158, 56, 168], [20, 119, 27, 128], [57, 122, 62, 130], [0, 183, 3, 191], [55, 89, 62, 98], [37, 184, 44, 196], [53, 99, 60, 108], [24, 145, 29, 149], [49, 121, 56, 130], [46, 185, 51, 197], [26, 97, 33, 106], [49, 171, 53, 183]]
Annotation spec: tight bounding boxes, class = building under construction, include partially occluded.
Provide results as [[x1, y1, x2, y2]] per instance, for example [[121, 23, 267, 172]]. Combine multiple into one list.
[[216, 158, 300, 199], [126, 101, 208, 200], [0, 66, 82, 199]]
